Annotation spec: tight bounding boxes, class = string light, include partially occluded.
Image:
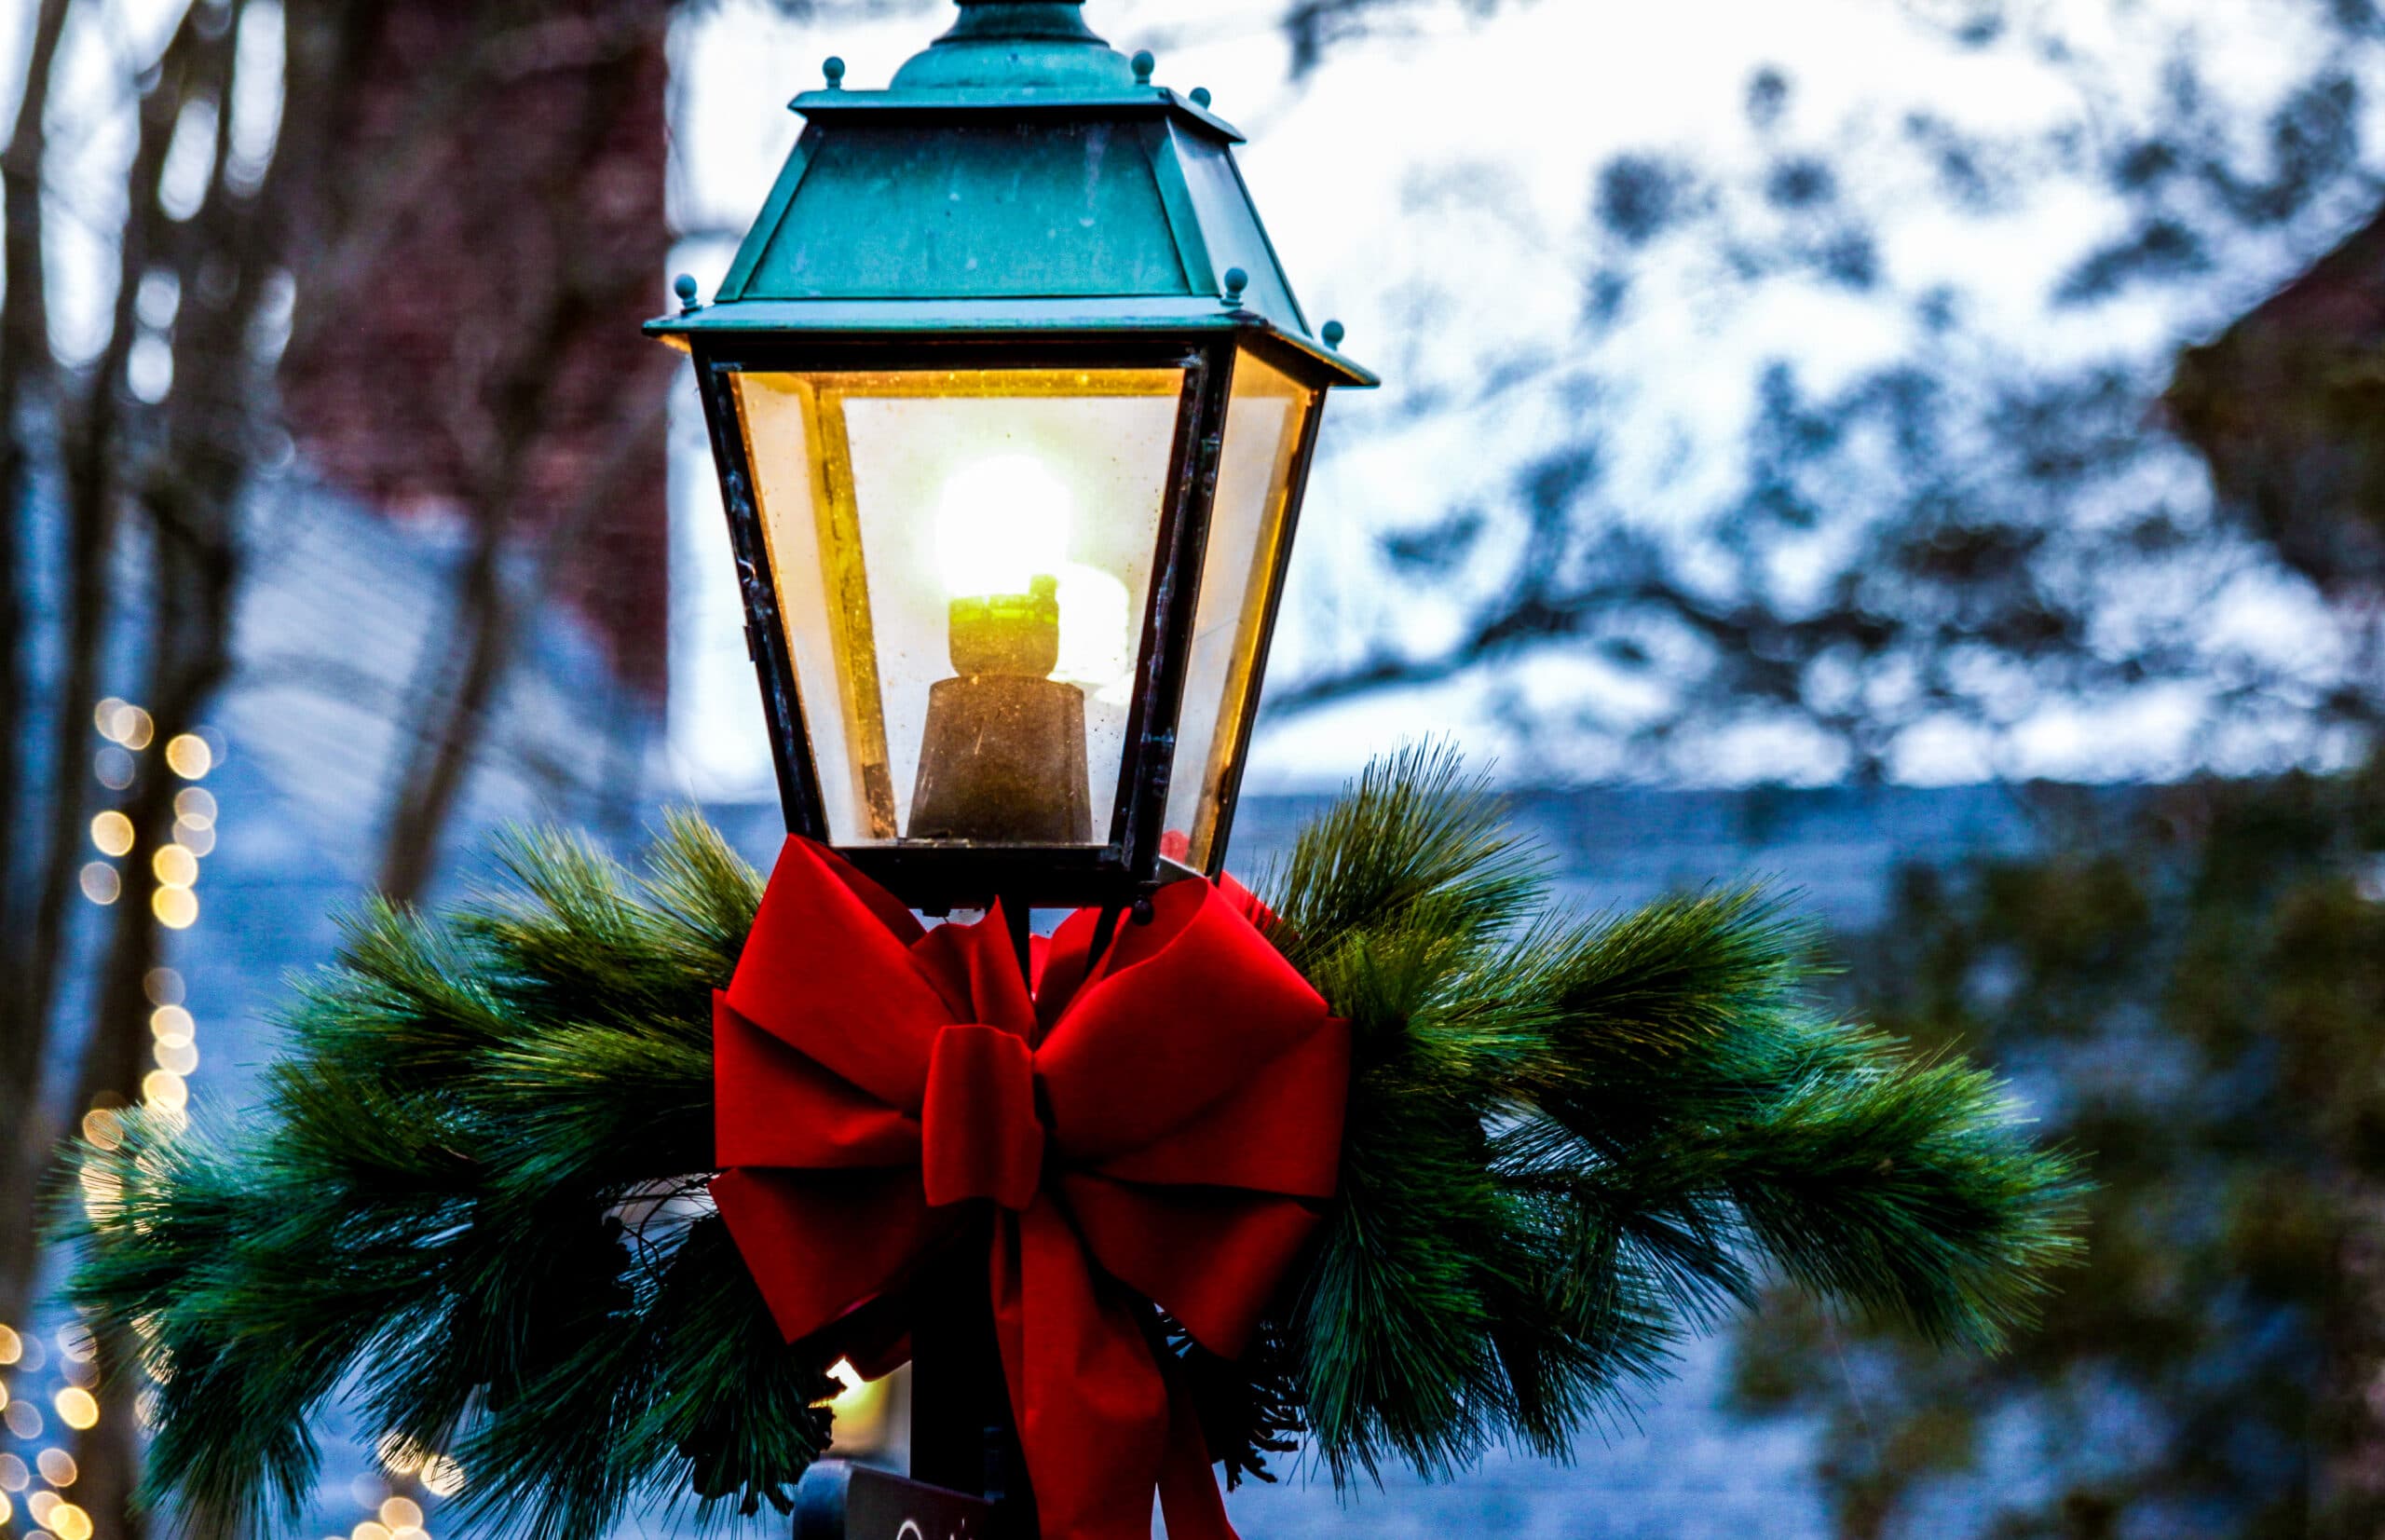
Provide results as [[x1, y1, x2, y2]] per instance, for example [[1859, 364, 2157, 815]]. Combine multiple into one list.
[[152, 888, 198, 930], [163, 734, 211, 779], [35, 1450, 75, 1487], [48, 1498, 92, 1540], [76, 866, 119, 906], [89, 813, 133, 858], [144, 969, 184, 1006], [378, 1498, 423, 1531], [7, 1399, 43, 1438], [139, 1070, 187, 1112], [52, 1388, 97, 1431], [152, 845, 198, 890], [93, 749, 133, 791], [172, 788, 216, 828], [150, 1006, 195, 1047], [76, 1110, 123, 1152], [0, 1326, 21, 1364], [0, 1452, 19, 1491], [94, 702, 152, 750]]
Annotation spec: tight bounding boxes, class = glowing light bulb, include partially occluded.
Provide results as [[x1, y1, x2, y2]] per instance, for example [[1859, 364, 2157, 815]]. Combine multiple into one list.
[[934, 455, 1071, 599]]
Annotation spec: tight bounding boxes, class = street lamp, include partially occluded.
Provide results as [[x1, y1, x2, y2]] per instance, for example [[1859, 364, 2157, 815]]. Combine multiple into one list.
[[655, 0, 1372, 919]]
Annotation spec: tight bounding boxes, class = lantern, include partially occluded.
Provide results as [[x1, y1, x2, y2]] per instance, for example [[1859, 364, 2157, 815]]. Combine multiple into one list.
[[655, 0, 1372, 914]]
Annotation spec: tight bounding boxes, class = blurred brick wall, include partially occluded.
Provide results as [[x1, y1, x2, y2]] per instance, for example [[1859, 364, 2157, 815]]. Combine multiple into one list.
[[281, 1, 673, 696]]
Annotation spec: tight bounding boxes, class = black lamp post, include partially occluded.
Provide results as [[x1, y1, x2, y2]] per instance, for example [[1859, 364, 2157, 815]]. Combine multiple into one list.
[[655, 1, 1372, 1531]]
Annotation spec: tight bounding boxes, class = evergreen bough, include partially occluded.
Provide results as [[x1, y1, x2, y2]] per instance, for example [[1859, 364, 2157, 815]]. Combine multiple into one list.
[[64, 747, 2084, 1538]]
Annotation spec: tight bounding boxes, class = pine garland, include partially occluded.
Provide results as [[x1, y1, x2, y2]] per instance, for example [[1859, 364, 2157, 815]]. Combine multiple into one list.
[[63, 750, 2085, 1538]]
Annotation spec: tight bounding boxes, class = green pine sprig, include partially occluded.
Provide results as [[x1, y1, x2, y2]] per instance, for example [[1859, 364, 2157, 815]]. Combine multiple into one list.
[[62, 757, 2084, 1538]]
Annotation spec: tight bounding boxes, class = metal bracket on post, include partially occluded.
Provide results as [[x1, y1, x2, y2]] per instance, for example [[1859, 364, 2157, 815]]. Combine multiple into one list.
[[794, 1461, 993, 1540]]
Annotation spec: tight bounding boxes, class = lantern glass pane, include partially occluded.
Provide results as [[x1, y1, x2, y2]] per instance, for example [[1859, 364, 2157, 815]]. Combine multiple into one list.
[[1162, 351, 1320, 872], [731, 366, 1186, 847]]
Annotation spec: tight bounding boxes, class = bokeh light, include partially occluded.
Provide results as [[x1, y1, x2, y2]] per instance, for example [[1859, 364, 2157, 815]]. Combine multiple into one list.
[[89, 812, 132, 857], [151, 844, 198, 889], [76, 865, 117, 906], [163, 734, 211, 779], [52, 1388, 97, 1431], [152, 888, 198, 930]]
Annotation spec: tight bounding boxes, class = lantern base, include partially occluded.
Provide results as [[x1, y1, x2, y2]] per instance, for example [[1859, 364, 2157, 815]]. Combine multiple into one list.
[[910, 675, 1093, 844]]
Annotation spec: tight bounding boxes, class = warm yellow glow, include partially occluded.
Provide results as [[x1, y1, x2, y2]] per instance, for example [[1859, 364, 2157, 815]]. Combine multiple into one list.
[[79, 1110, 124, 1152], [52, 1389, 97, 1431], [352, 1520, 391, 1540], [153, 844, 198, 889], [0, 1492, 11, 1525], [164, 734, 211, 779], [78, 865, 118, 906], [153, 887, 198, 930], [173, 787, 217, 826], [935, 454, 1071, 600], [156, 1041, 198, 1076], [89, 812, 134, 857], [27, 1489, 57, 1527], [57, 1327, 92, 1364], [1054, 564, 1135, 693], [36, 1450, 75, 1487], [48, 1498, 92, 1540], [378, 1497, 423, 1531], [142, 1070, 187, 1111], [0, 1381, 8, 1410], [374, 1433, 424, 1476], [0, 1324, 21, 1365], [152, 1006, 196, 1046], [420, 1455, 465, 1497]]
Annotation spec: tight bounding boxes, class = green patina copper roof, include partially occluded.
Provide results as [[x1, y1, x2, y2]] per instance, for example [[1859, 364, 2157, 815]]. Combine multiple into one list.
[[651, 0, 1372, 386]]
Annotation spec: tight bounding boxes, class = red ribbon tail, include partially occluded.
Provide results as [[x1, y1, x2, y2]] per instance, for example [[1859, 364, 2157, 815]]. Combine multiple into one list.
[[1155, 1360, 1240, 1540]]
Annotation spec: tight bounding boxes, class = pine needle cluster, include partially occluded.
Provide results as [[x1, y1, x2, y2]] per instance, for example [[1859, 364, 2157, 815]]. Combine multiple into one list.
[[1223, 744, 2086, 1486], [65, 813, 829, 1540], [61, 756, 2084, 1537]]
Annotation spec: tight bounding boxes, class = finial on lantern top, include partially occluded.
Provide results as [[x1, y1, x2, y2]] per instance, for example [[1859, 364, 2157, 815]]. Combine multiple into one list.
[[823, 56, 846, 89], [1221, 267, 1249, 308], [1190, 86, 1212, 107], [1323, 320, 1346, 348], [1131, 49, 1155, 84], [674, 274, 702, 313]]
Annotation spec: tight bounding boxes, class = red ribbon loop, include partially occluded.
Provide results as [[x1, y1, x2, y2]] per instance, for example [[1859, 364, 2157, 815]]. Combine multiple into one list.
[[712, 838, 1350, 1540]]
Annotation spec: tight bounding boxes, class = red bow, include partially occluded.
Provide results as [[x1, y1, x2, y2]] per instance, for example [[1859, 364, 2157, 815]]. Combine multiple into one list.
[[711, 838, 1349, 1540]]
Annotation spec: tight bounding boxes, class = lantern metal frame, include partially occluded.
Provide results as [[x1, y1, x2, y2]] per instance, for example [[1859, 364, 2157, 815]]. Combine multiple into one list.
[[655, 0, 1370, 915]]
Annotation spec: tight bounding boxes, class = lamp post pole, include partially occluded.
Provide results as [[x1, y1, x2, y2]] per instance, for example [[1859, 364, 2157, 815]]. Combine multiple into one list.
[[659, 0, 1374, 1530]]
